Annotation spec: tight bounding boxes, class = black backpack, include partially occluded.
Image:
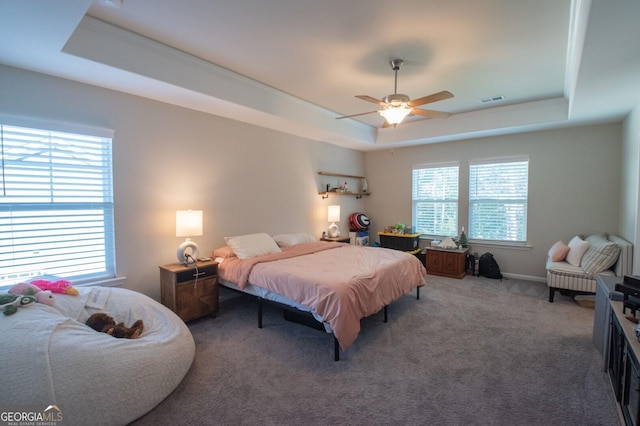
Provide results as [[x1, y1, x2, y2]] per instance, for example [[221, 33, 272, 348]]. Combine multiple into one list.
[[479, 252, 503, 280]]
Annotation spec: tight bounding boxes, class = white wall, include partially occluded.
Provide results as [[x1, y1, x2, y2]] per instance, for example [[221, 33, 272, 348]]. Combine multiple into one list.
[[622, 105, 640, 274], [0, 63, 633, 292], [0, 64, 365, 300], [364, 123, 623, 280]]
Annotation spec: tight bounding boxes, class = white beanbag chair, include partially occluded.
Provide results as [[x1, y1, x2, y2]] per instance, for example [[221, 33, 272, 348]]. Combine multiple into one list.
[[0, 286, 195, 425]]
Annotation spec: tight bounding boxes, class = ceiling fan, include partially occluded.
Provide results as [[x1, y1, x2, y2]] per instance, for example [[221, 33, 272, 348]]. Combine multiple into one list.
[[336, 59, 454, 127]]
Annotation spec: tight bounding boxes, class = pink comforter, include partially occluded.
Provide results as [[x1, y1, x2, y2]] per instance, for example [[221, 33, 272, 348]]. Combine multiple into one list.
[[218, 242, 426, 350]]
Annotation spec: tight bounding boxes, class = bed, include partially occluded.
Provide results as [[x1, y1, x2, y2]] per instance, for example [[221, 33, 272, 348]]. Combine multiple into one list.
[[213, 232, 426, 360]]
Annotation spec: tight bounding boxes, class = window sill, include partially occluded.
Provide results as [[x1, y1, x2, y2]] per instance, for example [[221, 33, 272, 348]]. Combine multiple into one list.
[[419, 235, 531, 251], [467, 240, 532, 251], [0, 276, 126, 292], [76, 276, 127, 288]]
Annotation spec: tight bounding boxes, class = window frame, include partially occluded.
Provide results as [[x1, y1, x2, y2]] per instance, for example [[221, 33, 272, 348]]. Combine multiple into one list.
[[0, 116, 116, 288], [468, 156, 529, 244], [411, 162, 460, 238]]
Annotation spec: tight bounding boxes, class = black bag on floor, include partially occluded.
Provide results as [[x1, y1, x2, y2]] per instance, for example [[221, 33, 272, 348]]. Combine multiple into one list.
[[465, 253, 475, 275], [479, 252, 503, 280]]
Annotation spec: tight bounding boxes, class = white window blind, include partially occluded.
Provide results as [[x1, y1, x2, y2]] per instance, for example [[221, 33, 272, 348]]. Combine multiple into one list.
[[0, 124, 115, 286], [469, 158, 528, 242], [412, 164, 459, 236]]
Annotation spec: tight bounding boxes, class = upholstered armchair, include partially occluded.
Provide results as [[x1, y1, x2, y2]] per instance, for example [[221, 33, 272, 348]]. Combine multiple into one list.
[[546, 234, 632, 302]]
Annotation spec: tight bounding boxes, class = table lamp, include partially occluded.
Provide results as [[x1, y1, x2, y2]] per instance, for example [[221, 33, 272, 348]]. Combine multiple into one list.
[[176, 209, 203, 264], [327, 205, 340, 238]]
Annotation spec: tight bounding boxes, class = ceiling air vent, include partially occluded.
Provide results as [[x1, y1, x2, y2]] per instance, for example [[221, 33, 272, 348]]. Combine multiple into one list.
[[480, 95, 505, 104], [98, 0, 123, 8]]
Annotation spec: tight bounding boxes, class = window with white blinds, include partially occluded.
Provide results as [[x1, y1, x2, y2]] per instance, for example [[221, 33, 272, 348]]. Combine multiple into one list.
[[412, 164, 459, 236], [469, 158, 528, 242], [0, 123, 115, 287]]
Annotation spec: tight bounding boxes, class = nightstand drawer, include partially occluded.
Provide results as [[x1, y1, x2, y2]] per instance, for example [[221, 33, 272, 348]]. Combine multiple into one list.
[[160, 260, 219, 322], [175, 264, 217, 283]]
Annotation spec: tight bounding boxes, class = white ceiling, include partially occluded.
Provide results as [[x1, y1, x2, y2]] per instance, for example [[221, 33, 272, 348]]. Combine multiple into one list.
[[1, 0, 639, 151]]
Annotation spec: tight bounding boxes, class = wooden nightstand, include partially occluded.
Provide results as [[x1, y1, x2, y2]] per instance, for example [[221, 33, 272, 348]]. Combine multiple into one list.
[[159, 260, 219, 322], [321, 236, 351, 243]]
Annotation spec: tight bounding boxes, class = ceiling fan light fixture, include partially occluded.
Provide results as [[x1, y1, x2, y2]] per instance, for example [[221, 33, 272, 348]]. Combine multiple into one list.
[[379, 106, 411, 125], [335, 58, 454, 126], [382, 94, 410, 105]]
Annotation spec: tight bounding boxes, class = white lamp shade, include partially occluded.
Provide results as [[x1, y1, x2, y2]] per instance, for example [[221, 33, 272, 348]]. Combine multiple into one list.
[[379, 106, 411, 125], [176, 210, 203, 237], [327, 205, 340, 223]]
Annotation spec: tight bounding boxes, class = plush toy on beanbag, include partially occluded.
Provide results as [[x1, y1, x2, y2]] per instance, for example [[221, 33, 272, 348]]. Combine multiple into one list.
[[9, 282, 55, 306], [0, 293, 36, 315], [86, 313, 144, 339], [30, 279, 79, 296]]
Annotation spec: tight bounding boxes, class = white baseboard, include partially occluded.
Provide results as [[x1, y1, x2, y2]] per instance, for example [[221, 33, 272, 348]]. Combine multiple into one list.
[[502, 272, 547, 283]]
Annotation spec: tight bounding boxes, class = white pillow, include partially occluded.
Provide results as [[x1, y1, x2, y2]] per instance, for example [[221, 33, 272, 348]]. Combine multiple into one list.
[[272, 233, 316, 247], [565, 236, 590, 267], [224, 233, 281, 259]]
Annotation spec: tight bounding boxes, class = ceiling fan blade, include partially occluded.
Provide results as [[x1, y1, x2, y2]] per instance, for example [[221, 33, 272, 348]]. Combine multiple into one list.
[[410, 108, 452, 119], [407, 91, 454, 107], [356, 95, 386, 106], [335, 110, 380, 120]]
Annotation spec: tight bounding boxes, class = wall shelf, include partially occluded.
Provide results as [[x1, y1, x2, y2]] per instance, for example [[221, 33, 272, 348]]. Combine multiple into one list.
[[318, 171, 365, 179], [318, 191, 370, 199], [318, 171, 370, 199]]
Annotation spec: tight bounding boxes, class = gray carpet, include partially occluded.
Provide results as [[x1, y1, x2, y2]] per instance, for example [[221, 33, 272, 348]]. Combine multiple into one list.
[[131, 275, 620, 426]]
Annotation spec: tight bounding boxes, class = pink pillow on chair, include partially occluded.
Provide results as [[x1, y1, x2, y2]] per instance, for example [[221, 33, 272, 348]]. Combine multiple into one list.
[[548, 240, 570, 262]]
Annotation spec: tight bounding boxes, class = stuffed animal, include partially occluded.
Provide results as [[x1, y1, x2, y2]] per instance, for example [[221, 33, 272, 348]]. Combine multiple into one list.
[[86, 312, 144, 339], [9, 282, 55, 306], [30, 279, 79, 296], [0, 293, 37, 315]]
